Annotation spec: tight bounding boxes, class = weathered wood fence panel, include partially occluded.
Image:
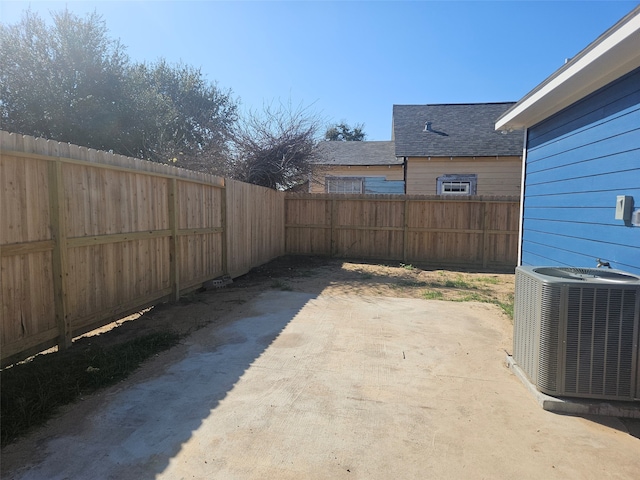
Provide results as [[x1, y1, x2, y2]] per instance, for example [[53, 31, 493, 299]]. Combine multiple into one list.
[[0, 132, 284, 365], [285, 193, 519, 269]]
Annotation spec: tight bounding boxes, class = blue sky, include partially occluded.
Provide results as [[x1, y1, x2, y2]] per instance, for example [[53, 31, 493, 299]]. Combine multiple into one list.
[[1, 1, 638, 140]]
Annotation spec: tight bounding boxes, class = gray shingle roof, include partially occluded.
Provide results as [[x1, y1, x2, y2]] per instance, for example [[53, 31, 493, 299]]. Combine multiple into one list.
[[313, 141, 402, 166], [393, 103, 523, 157]]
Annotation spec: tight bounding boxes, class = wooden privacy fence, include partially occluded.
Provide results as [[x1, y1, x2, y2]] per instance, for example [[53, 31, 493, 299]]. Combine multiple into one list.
[[285, 193, 519, 269], [1, 130, 518, 365], [0, 132, 284, 365]]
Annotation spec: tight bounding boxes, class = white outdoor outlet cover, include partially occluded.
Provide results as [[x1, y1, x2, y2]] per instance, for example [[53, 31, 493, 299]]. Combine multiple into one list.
[[632, 209, 640, 226]]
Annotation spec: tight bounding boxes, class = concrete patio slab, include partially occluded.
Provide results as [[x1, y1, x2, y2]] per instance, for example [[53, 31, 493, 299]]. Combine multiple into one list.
[[506, 355, 640, 419], [2, 291, 639, 479]]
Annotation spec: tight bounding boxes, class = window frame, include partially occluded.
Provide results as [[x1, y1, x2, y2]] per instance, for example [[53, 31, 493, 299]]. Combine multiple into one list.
[[325, 176, 364, 194], [436, 174, 478, 196]]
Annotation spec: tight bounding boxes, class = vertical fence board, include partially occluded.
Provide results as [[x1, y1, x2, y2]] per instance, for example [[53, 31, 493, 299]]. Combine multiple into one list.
[[168, 178, 179, 302], [285, 194, 519, 268], [49, 161, 71, 348], [2, 130, 517, 364], [1, 132, 284, 365], [1, 155, 51, 244], [1, 152, 58, 358]]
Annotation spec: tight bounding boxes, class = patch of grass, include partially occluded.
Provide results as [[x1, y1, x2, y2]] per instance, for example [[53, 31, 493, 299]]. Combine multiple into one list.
[[473, 276, 501, 285], [0, 331, 180, 447], [496, 294, 515, 320], [443, 278, 476, 289], [416, 272, 514, 321], [422, 290, 444, 300], [399, 263, 416, 271], [425, 278, 475, 289], [449, 293, 515, 321], [270, 280, 292, 291], [452, 292, 487, 302], [394, 279, 428, 288]]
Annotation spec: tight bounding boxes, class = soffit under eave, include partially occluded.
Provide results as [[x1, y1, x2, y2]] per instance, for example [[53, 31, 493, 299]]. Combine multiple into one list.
[[496, 11, 640, 130]]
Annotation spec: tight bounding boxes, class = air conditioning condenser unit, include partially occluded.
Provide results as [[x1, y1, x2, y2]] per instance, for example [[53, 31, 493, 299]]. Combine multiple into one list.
[[514, 266, 640, 401]]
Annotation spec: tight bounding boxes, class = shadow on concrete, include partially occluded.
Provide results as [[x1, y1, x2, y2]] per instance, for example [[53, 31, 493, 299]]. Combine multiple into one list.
[[107, 290, 318, 480], [3, 255, 512, 478], [5, 291, 318, 480], [619, 418, 640, 439], [583, 415, 640, 440]]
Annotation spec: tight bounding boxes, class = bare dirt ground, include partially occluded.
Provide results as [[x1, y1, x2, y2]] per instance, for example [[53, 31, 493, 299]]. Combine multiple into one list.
[[73, 255, 515, 352]]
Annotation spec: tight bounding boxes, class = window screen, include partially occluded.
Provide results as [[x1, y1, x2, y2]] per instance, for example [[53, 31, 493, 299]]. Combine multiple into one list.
[[326, 177, 364, 194]]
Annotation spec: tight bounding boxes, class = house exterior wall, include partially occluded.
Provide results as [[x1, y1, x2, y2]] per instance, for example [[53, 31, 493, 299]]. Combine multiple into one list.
[[521, 67, 640, 274], [405, 156, 522, 196], [310, 165, 404, 194]]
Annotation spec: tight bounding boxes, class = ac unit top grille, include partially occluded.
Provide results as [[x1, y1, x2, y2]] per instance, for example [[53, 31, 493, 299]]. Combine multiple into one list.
[[532, 267, 640, 284]]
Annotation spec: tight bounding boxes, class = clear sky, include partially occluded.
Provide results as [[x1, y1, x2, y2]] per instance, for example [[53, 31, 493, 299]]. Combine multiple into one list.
[[1, 1, 638, 140]]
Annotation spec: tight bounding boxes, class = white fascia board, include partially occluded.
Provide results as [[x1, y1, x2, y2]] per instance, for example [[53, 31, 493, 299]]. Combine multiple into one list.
[[496, 8, 640, 131]]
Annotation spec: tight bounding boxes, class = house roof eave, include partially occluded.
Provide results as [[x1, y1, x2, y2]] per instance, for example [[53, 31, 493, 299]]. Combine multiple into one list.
[[495, 6, 640, 131]]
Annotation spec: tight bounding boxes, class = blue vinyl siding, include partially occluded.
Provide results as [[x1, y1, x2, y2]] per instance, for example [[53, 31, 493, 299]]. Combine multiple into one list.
[[527, 149, 638, 182], [521, 67, 640, 275], [363, 177, 404, 194], [524, 189, 640, 208], [527, 75, 640, 147]]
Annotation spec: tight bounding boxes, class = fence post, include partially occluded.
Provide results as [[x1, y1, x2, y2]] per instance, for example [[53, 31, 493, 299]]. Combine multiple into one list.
[[48, 160, 71, 350], [330, 198, 338, 257], [403, 197, 409, 263], [482, 200, 490, 269], [221, 181, 228, 275], [168, 178, 180, 301]]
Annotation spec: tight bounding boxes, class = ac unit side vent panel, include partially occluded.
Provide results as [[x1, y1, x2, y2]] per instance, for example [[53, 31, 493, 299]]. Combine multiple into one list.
[[514, 267, 640, 401], [538, 284, 561, 392]]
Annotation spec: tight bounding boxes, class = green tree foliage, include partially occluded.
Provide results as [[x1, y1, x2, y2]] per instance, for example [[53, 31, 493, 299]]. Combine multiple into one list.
[[126, 60, 237, 170], [0, 9, 237, 171], [0, 10, 130, 149], [324, 122, 366, 141]]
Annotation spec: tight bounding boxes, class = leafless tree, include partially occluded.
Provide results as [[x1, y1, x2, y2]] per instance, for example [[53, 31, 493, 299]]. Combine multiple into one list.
[[228, 101, 323, 190]]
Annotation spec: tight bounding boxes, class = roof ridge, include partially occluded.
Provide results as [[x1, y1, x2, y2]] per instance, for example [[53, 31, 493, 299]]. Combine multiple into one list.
[[319, 140, 393, 143], [393, 102, 516, 107]]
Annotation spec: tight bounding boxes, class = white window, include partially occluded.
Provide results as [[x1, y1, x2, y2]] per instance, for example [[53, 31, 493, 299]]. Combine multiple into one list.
[[441, 181, 470, 195], [437, 174, 477, 195], [326, 177, 363, 194]]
